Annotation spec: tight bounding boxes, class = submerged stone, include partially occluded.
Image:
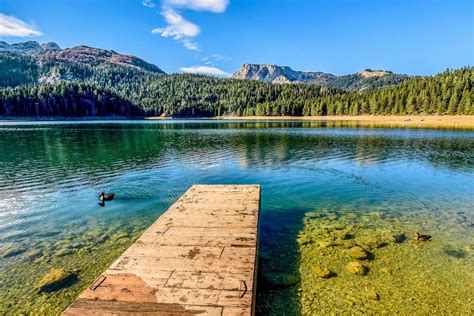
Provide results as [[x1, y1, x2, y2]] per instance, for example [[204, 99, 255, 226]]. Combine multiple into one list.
[[24, 249, 43, 260], [335, 231, 352, 240], [346, 262, 368, 275], [348, 246, 369, 260], [444, 248, 467, 259], [55, 248, 73, 257], [356, 236, 387, 250], [369, 290, 380, 301], [312, 266, 334, 278], [381, 267, 393, 275], [263, 272, 300, 288], [389, 233, 407, 243], [36, 268, 77, 292], [297, 235, 311, 245], [318, 241, 334, 248], [340, 239, 356, 249], [111, 232, 130, 242], [3, 245, 26, 258]]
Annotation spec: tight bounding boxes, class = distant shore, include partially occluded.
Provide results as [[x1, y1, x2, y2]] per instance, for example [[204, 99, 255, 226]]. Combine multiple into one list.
[[147, 115, 474, 129], [1, 115, 472, 129]]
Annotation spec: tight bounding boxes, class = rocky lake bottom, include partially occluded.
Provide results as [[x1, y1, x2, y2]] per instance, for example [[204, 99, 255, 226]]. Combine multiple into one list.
[[0, 121, 472, 314]]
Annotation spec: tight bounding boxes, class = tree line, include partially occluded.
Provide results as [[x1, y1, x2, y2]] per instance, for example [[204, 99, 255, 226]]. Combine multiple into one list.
[[0, 52, 472, 117]]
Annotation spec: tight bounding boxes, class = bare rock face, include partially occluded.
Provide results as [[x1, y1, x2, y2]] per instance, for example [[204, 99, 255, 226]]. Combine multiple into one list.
[[231, 64, 408, 91], [231, 63, 335, 85]]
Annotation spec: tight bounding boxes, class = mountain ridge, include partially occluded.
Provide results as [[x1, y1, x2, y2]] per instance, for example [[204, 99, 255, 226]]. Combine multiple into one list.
[[231, 64, 408, 91], [0, 41, 165, 75]]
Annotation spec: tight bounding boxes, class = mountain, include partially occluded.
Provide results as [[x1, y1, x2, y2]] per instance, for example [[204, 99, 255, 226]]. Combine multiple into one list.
[[37, 45, 165, 73], [231, 64, 409, 91], [231, 64, 336, 85], [1, 67, 471, 117], [0, 41, 61, 54], [0, 41, 165, 78], [0, 41, 471, 118]]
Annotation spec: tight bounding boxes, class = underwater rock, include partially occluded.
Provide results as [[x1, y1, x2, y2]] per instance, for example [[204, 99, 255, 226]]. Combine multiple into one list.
[[3, 245, 26, 258], [348, 246, 369, 260], [33, 256, 47, 264], [340, 239, 356, 249], [389, 233, 407, 243], [262, 272, 300, 288], [335, 231, 352, 240], [297, 235, 311, 245], [443, 248, 467, 259], [318, 241, 334, 249], [326, 213, 338, 220], [346, 262, 368, 275], [356, 236, 386, 250], [381, 267, 393, 275], [111, 232, 129, 242], [304, 211, 320, 219], [55, 248, 73, 257], [368, 290, 380, 300], [24, 249, 43, 260], [36, 268, 78, 292], [312, 266, 334, 278]]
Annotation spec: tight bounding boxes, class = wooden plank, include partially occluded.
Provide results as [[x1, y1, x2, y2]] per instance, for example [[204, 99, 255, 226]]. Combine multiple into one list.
[[63, 185, 260, 316]]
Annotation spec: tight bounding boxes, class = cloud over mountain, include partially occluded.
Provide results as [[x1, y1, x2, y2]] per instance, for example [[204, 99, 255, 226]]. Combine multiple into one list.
[[147, 0, 229, 51], [0, 13, 42, 37], [180, 65, 229, 76]]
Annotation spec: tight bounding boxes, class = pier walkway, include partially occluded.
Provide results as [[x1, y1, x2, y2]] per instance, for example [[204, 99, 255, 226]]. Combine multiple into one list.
[[63, 185, 260, 315]]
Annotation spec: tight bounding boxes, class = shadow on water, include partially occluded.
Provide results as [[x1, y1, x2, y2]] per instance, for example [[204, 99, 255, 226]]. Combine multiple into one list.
[[256, 210, 304, 315]]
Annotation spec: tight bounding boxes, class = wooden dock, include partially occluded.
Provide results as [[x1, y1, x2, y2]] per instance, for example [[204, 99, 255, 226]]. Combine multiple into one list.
[[63, 185, 260, 316]]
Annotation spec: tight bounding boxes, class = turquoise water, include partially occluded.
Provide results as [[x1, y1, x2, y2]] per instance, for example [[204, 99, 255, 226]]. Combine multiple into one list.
[[0, 120, 473, 314]]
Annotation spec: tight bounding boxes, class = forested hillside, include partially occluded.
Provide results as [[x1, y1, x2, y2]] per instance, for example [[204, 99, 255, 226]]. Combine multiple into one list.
[[0, 47, 472, 117], [1, 67, 472, 117]]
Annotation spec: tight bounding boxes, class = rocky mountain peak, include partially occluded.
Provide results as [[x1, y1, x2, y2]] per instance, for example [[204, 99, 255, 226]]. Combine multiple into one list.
[[0, 41, 61, 54], [231, 64, 407, 91]]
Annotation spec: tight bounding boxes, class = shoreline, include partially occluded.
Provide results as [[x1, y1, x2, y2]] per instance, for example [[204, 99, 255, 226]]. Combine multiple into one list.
[[152, 115, 474, 129], [1, 115, 472, 129]]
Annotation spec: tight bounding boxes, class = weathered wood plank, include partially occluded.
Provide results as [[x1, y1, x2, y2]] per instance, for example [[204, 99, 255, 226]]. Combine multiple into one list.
[[63, 185, 260, 315]]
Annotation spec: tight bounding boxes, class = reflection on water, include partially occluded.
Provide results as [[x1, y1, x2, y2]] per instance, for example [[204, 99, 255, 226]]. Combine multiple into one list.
[[0, 121, 473, 314]]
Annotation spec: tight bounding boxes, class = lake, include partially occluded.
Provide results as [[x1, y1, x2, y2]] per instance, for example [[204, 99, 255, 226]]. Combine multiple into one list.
[[0, 120, 473, 314]]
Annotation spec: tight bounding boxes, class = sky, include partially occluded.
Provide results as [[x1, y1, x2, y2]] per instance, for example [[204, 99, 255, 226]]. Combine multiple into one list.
[[0, 0, 473, 76]]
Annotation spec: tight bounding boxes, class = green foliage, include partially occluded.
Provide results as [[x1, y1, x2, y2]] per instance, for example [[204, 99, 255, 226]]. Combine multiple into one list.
[[0, 53, 39, 87], [0, 81, 140, 116], [0, 52, 472, 117]]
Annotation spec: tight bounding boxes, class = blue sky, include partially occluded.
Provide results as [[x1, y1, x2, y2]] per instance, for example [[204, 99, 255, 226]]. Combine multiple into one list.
[[0, 0, 472, 76]]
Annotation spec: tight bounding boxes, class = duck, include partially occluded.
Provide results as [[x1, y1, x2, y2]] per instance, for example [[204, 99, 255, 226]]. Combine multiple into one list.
[[415, 232, 432, 241], [99, 192, 115, 201]]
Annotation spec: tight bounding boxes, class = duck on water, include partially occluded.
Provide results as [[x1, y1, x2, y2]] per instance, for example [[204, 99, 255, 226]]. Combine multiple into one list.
[[98, 192, 115, 207], [415, 232, 432, 241]]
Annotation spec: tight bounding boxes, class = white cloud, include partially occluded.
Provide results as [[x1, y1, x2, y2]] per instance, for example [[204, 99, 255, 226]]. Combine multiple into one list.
[[166, 0, 229, 13], [142, 0, 157, 8], [152, 8, 200, 38], [180, 65, 229, 76], [148, 0, 229, 50], [182, 38, 200, 50], [202, 53, 228, 65], [0, 13, 42, 37]]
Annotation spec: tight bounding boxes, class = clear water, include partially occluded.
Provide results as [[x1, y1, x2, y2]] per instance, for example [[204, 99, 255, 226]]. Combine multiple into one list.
[[0, 120, 472, 315]]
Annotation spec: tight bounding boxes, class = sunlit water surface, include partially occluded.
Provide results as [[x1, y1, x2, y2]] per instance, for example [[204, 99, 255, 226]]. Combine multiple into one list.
[[0, 121, 472, 314]]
